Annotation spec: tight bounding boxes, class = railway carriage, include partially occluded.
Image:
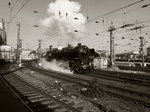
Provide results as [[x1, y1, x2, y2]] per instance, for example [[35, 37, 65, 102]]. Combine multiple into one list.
[[0, 45, 16, 63], [146, 47, 150, 62], [115, 50, 150, 67]]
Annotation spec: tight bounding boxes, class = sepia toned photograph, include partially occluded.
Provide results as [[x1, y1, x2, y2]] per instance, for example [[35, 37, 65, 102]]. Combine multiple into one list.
[[0, 0, 150, 112]]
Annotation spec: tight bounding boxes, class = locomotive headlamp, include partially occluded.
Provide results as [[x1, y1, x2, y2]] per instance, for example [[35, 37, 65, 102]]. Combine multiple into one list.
[[19, 63, 22, 67], [43, 52, 46, 56], [79, 47, 88, 54]]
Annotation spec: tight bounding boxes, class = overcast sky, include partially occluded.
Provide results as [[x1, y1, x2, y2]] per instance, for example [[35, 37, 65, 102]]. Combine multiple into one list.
[[0, 0, 150, 54]]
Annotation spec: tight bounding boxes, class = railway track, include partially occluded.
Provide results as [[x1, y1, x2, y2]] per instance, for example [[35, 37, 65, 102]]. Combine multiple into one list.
[[28, 66, 150, 107], [118, 66, 150, 73], [91, 69, 150, 87], [0, 74, 33, 112], [20, 67, 118, 112], [2, 72, 89, 112]]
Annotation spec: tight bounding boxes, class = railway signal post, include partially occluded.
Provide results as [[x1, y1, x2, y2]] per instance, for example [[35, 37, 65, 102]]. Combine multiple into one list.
[[108, 22, 115, 69], [139, 36, 145, 67], [37, 39, 42, 66], [37, 39, 42, 58], [16, 22, 22, 67]]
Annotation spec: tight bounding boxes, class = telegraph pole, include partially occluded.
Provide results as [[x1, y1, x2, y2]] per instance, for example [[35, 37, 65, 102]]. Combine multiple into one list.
[[139, 36, 145, 67], [108, 22, 115, 68], [37, 39, 42, 59], [2, 18, 7, 45], [37, 39, 42, 66], [16, 22, 22, 66], [38, 39, 42, 49], [49, 45, 52, 51]]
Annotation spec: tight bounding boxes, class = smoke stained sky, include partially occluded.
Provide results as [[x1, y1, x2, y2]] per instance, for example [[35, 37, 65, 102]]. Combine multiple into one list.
[[0, 0, 150, 53]]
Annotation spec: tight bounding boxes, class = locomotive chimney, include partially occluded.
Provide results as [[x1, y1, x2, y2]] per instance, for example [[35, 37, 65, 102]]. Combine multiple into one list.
[[49, 45, 52, 51], [78, 43, 81, 47], [68, 44, 71, 48]]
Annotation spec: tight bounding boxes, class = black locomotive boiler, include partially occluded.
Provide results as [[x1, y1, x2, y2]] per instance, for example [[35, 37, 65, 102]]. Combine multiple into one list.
[[42, 43, 99, 73]]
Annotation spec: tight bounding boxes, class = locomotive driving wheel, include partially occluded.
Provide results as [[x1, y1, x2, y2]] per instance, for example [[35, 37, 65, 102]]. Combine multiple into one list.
[[83, 68, 90, 73], [75, 67, 83, 74]]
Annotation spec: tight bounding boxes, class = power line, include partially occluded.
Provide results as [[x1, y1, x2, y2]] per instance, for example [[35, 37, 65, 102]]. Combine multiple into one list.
[[8, 0, 30, 23], [67, 0, 145, 30], [0, 20, 63, 32], [6, 0, 30, 36], [43, 0, 105, 33], [39, 0, 145, 39], [96, 18, 150, 34], [44, 18, 150, 40], [42, 0, 149, 38], [11, 0, 20, 10]]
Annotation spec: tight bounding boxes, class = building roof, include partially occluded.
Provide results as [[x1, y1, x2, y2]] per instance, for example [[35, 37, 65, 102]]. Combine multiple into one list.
[[116, 51, 139, 56]]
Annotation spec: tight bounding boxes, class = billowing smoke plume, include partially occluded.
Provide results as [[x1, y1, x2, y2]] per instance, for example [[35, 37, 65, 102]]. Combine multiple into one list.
[[41, 0, 86, 47], [40, 58, 73, 74], [0, 22, 2, 29]]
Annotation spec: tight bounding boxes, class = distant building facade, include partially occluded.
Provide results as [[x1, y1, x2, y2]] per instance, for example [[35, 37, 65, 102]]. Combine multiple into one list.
[[21, 49, 36, 60]]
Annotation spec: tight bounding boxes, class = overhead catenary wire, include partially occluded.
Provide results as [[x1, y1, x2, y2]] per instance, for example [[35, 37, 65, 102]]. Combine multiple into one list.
[[6, 0, 30, 36], [68, 0, 150, 34], [6, 0, 150, 50], [66, 0, 145, 30], [96, 18, 150, 35], [10, 0, 20, 11], [21, 12, 150, 40], [44, 0, 105, 34], [0, 20, 65, 32], [8, 0, 30, 23], [37, 0, 147, 39]]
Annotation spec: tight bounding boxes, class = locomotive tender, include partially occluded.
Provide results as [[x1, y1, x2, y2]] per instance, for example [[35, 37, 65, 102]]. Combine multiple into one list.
[[42, 43, 99, 73]]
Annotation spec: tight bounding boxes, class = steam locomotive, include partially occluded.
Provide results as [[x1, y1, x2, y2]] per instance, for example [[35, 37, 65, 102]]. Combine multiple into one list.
[[42, 43, 99, 73]]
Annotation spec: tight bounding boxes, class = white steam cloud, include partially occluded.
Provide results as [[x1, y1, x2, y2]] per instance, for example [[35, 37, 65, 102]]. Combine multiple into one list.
[[41, 0, 86, 47], [0, 22, 2, 29], [40, 58, 73, 74]]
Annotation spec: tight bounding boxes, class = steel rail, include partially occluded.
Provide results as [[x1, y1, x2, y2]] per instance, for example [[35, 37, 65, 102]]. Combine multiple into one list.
[[6, 72, 81, 112], [90, 70, 150, 87], [86, 72, 150, 87], [28, 66, 150, 107], [0, 74, 34, 112]]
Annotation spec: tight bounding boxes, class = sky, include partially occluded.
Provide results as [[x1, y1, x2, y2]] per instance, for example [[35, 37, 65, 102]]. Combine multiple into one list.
[[0, 0, 150, 54]]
